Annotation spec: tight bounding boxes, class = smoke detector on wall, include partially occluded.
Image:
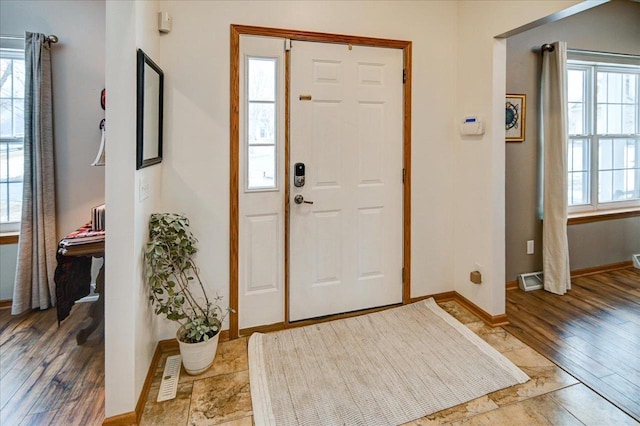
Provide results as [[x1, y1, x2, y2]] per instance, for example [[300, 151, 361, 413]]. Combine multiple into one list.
[[158, 12, 172, 33]]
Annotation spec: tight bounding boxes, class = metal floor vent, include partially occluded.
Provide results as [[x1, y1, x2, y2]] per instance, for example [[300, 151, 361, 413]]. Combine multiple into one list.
[[76, 283, 99, 304], [518, 272, 544, 292], [157, 355, 182, 402], [633, 254, 640, 270]]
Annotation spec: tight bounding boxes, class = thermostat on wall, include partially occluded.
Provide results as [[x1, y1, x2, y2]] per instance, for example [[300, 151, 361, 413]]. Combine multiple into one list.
[[460, 116, 485, 136]]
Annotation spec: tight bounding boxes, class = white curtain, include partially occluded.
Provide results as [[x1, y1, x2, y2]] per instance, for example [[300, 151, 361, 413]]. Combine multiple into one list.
[[12, 32, 57, 315], [540, 41, 571, 295]]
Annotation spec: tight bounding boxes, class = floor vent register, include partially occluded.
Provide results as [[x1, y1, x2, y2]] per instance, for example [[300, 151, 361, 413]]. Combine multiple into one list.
[[157, 355, 181, 402], [517, 272, 544, 292]]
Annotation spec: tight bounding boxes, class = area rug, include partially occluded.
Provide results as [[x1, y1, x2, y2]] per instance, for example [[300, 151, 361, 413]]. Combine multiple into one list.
[[248, 299, 529, 426]]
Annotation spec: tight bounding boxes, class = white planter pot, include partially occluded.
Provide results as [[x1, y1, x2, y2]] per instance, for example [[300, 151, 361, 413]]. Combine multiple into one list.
[[177, 328, 220, 375]]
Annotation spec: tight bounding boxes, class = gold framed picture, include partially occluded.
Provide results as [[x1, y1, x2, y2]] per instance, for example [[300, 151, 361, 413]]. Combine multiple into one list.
[[505, 94, 526, 142]]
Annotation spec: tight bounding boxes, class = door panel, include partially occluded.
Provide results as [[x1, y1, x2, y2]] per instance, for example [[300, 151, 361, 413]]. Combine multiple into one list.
[[358, 207, 384, 278], [238, 36, 286, 329], [312, 102, 342, 187], [358, 103, 385, 184], [313, 210, 342, 285], [289, 41, 403, 322], [245, 214, 279, 293]]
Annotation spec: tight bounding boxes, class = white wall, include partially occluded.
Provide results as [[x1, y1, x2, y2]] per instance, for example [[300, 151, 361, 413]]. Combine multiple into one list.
[[454, 0, 584, 315], [155, 0, 459, 340], [104, 0, 593, 418], [0, 0, 106, 300], [155, 0, 586, 336], [104, 0, 162, 417]]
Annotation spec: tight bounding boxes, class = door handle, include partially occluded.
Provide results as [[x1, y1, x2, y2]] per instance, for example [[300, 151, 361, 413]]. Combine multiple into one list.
[[294, 194, 313, 205]]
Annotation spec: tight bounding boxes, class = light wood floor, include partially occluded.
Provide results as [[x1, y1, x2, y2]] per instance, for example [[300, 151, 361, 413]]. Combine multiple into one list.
[[1, 267, 637, 425], [0, 302, 104, 425], [505, 266, 640, 422]]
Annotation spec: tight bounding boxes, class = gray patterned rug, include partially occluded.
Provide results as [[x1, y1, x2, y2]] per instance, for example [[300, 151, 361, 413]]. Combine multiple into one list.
[[249, 299, 529, 426]]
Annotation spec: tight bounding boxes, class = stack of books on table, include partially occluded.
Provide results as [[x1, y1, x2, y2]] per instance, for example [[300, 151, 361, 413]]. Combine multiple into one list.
[[58, 223, 105, 256], [92, 204, 105, 231]]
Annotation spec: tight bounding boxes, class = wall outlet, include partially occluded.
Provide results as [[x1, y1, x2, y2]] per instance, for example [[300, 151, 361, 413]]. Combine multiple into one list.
[[527, 240, 534, 255]]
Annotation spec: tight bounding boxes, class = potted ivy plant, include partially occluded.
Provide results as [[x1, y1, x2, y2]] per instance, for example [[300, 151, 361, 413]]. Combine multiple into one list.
[[145, 213, 230, 375]]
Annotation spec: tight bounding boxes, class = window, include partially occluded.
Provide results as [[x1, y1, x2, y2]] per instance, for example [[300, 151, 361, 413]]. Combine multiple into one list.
[[246, 57, 277, 190], [0, 47, 25, 232], [567, 54, 640, 213]]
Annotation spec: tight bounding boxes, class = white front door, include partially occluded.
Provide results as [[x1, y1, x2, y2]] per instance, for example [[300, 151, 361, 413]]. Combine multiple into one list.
[[289, 41, 404, 322]]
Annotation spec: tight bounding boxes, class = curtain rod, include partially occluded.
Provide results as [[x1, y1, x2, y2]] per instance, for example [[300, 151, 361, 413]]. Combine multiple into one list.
[[0, 34, 59, 44], [538, 44, 639, 61]]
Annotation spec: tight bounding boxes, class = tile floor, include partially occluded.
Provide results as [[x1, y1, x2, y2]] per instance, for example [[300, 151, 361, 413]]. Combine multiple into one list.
[[140, 301, 636, 425]]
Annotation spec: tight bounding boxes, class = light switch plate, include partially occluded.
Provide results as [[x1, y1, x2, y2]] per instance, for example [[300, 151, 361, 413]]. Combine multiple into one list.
[[139, 177, 150, 201]]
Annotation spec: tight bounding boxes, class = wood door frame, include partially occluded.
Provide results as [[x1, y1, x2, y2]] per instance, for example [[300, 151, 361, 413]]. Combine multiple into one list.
[[230, 24, 412, 339]]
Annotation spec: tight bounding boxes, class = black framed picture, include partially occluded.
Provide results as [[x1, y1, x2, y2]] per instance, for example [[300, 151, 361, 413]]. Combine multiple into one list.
[[136, 49, 164, 169]]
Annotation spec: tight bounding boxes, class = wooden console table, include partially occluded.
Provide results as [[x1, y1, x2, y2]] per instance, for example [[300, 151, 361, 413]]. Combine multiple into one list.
[[54, 225, 105, 345]]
